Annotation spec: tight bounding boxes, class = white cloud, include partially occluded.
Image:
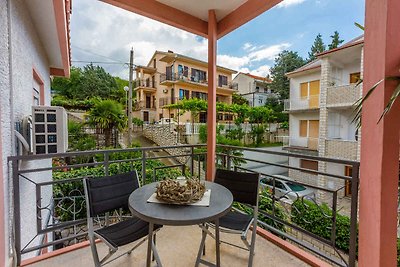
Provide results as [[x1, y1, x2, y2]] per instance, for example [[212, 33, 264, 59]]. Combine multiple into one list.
[[248, 43, 291, 61], [71, 0, 290, 79], [277, 0, 306, 8]]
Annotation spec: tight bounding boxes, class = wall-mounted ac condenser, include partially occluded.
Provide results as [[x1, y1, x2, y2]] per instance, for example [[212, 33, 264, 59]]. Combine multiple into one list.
[[32, 106, 68, 154]]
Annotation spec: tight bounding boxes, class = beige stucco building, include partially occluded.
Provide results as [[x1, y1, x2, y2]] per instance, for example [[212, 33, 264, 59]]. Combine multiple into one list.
[[134, 51, 237, 123], [284, 36, 364, 200]]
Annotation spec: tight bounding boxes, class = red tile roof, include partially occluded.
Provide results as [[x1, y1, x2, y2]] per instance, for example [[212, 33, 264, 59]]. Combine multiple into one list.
[[244, 73, 272, 83]]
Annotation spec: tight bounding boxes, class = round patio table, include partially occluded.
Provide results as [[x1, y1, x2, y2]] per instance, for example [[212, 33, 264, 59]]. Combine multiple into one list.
[[129, 181, 233, 267]]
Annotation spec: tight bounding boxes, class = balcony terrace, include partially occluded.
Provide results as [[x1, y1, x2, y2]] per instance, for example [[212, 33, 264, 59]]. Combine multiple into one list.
[[326, 84, 360, 108], [282, 137, 319, 152], [9, 144, 359, 267], [159, 73, 238, 90], [284, 95, 320, 112], [134, 79, 157, 92]]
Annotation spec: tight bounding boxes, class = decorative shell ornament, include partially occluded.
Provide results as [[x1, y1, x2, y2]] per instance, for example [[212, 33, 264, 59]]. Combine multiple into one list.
[[155, 177, 206, 204]]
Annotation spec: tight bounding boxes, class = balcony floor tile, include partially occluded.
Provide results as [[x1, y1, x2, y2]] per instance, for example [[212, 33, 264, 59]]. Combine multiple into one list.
[[28, 226, 310, 267]]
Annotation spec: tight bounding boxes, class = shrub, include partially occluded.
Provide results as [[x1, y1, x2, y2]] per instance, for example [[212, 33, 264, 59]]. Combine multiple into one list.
[[291, 199, 353, 252], [233, 190, 286, 232], [53, 160, 184, 222]]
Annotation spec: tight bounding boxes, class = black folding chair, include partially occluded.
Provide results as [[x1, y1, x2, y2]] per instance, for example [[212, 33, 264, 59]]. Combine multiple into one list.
[[196, 169, 260, 267], [83, 171, 162, 267]]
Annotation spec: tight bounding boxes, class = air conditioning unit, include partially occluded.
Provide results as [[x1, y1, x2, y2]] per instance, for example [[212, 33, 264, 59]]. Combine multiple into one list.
[[32, 106, 68, 154]]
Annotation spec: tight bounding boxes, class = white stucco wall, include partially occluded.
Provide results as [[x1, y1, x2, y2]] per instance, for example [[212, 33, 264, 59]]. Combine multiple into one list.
[[1, 0, 53, 263]]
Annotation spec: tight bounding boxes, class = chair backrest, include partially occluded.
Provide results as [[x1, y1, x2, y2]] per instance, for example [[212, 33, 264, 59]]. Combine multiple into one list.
[[84, 171, 140, 217], [214, 169, 260, 206]]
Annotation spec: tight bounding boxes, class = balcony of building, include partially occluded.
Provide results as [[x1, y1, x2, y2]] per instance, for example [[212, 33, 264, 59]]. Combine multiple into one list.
[[283, 95, 320, 112], [282, 136, 319, 153], [134, 99, 156, 111], [324, 139, 358, 161], [134, 79, 157, 92], [159, 73, 238, 91], [10, 145, 358, 267], [326, 84, 361, 108]]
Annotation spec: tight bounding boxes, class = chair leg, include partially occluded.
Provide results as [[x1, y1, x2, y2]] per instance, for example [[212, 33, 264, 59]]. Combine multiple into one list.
[[151, 239, 163, 267], [152, 233, 156, 261], [248, 220, 258, 267], [88, 235, 101, 267], [195, 224, 208, 267]]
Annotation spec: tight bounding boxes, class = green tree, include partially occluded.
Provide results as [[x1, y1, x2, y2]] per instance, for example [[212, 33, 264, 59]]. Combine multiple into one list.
[[328, 31, 344, 50], [86, 99, 127, 146], [51, 64, 128, 103], [308, 33, 326, 61], [232, 93, 249, 105], [269, 51, 306, 100]]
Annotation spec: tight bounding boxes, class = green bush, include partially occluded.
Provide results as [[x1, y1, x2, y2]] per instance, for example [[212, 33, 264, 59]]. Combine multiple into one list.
[[53, 160, 184, 222], [397, 238, 400, 267], [292, 199, 353, 252], [233, 191, 286, 232]]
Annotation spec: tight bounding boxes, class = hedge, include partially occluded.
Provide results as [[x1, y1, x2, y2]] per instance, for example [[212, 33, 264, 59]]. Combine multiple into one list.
[[291, 199, 353, 253]]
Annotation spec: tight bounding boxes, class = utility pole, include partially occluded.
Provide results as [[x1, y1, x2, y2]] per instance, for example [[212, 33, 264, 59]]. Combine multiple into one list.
[[128, 48, 134, 145]]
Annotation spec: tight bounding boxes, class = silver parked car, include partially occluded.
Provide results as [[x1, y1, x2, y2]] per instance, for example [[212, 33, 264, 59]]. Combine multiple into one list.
[[260, 174, 315, 202]]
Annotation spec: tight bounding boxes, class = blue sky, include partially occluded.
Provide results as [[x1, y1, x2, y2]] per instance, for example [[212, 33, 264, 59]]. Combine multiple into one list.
[[71, 0, 365, 79]]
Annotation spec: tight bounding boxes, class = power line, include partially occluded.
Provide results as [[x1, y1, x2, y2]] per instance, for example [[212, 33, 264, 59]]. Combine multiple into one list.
[[71, 45, 126, 63], [71, 60, 129, 65]]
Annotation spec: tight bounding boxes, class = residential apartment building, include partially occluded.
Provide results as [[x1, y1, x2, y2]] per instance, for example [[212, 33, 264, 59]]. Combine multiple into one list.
[[0, 0, 71, 265], [233, 72, 276, 107], [284, 36, 363, 200], [134, 51, 237, 123]]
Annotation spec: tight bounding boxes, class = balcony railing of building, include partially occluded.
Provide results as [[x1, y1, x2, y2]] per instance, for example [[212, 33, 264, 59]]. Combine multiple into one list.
[[326, 84, 360, 108], [159, 73, 238, 90], [134, 100, 156, 110], [325, 139, 358, 161], [284, 95, 320, 111], [159, 97, 179, 107], [281, 136, 319, 151], [9, 144, 359, 267], [135, 79, 156, 89]]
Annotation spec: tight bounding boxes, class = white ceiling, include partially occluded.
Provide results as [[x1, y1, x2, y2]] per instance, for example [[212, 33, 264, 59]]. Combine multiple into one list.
[[26, 0, 63, 69], [156, 0, 248, 21]]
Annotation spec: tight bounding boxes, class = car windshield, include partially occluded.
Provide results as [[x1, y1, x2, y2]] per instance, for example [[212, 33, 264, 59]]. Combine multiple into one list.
[[286, 182, 306, 192]]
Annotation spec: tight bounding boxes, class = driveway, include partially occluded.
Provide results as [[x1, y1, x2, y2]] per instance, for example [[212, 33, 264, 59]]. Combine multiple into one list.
[[240, 146, 288, 176]]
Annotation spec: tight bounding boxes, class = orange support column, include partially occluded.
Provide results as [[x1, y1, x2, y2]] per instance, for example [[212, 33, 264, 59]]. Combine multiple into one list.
[[359, 0, 400, 266], [206, 10, 217, 181]]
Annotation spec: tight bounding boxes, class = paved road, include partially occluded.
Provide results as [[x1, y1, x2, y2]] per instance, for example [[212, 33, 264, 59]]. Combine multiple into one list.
[[240, 146, 288, 176]]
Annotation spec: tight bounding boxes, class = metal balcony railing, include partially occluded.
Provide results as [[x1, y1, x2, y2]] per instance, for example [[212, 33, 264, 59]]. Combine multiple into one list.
[[159, 97, 179, 107], [9, 144, 359, 267], [159, 73, 238, 90], [134, 100, 156, 110], [135, 79, 156, 89], [284, 95, 320, 111]]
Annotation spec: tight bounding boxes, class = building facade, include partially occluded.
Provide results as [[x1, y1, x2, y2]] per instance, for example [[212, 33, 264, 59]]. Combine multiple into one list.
[[0, 0, 71, 265], [233, 72, 275, 107], [284, 36, 363, 201], [134, 51, 237, 123]]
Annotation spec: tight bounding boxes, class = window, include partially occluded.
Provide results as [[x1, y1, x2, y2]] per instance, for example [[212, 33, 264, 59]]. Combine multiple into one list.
[[345, 166, 353, 196], [153, 59, 156, 68], [300, 80, 320, 108], [178, 65, 183, 76], [299, 120, 308, 137], [275, 181, 286, 190], [192, 91, 207, 100], [255, 86, 260, 92], [218, 75, 228, 87], [300, 159, 318, 173], [191, 68, 206, 82], [179, 89, 190, 100], [258, 97, 263, 104], [199, 112, 207, 123], [217, 113, 224, 121], [33, 68, 44, 105], [224, 114, 233, 121], [350, 72, 361, 84]]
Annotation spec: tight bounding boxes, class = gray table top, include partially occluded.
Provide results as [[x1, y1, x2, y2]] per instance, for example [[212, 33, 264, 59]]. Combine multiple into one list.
[[128, 181, 233, 225]]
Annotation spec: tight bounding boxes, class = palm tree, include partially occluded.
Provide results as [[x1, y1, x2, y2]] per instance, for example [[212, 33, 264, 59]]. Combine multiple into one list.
[[87, 99, 127, 147]]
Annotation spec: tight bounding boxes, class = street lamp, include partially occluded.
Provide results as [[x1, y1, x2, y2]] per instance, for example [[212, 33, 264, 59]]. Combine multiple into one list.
[[124, 86, 129, 116]]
